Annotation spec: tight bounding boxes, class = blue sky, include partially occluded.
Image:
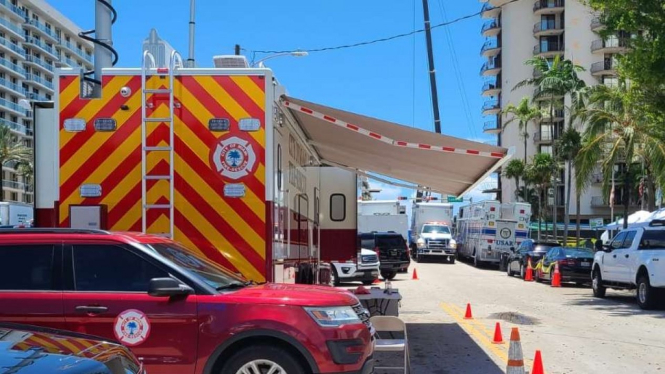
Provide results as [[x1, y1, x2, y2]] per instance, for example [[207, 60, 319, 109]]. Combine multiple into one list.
[[49, 0, 497, 202]]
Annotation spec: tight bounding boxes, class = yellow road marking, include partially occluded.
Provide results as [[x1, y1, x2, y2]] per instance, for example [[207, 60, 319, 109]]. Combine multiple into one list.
[[440, 303, 509, 362], [448, 303, 496, 337]]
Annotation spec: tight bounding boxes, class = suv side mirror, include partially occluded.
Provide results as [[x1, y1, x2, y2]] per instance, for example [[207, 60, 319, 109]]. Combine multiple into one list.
[[510, 247, 515, 253], [148, 277, 193, 297], [602, 245, 612, 253]]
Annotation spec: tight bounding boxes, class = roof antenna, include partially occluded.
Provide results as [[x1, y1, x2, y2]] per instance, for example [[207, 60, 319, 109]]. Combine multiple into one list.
[[187, 0, 196, 67]]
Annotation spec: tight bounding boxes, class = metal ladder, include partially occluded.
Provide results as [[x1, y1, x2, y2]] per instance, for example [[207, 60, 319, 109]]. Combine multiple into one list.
[[141, 50, 183, 238]]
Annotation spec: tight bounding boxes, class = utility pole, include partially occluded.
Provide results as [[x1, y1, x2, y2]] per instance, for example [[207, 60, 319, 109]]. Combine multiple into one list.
[[422, 0, 441, 134]]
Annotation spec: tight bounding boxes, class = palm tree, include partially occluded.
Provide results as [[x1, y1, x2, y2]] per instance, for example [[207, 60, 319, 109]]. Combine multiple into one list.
[[502, 97, 542, 163], [0, 124, 33, 202], [556, 128, 582, 242], [575, 80, 665, 229], [528, 153, 557, 240], [504, 159, 526, 201], [514, 55, 586, 240]]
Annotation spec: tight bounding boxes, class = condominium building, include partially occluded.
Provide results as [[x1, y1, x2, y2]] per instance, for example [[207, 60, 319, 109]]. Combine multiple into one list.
[[0, 0, 93, 203], [480, 0, 626, 220]]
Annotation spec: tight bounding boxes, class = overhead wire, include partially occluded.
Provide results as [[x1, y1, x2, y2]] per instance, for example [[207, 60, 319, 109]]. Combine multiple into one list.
[[249, 0, 522, 55]]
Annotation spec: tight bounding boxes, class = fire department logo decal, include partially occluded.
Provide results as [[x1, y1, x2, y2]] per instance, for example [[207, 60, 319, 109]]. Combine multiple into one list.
[[114, 309, 150, 346], [212, 136, 257, 180]]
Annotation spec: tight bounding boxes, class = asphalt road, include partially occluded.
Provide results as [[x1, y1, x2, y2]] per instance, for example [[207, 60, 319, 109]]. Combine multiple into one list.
[[350, 260, 665, 374]]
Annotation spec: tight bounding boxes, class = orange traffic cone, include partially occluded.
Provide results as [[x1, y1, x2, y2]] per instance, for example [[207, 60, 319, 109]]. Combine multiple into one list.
[[551, 261, 562, 288], [464, 303, 473, 319], [412, 268, 419, 280], [492, 322, 504, 344], [506, 327, 526, 374], [524, 258, 534, 282], [372, 277, 381, 284], [531, 350, 545, 374]]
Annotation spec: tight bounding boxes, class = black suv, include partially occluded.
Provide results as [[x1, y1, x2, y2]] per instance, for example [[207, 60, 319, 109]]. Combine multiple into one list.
[[358, 232, 410, 280]]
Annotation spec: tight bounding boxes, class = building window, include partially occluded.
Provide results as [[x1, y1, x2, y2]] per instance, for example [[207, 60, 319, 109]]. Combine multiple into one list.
[[32, 14, 38, 21], [10, 192, 17, 201], [539, 145, 553, 155]]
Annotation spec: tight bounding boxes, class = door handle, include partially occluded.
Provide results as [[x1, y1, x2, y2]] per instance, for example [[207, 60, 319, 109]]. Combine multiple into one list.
[[75, 306, 108, 314], [625, 254, 629, 258]]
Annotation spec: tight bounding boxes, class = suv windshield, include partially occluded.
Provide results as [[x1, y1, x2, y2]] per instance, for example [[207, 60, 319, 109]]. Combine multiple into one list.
[[376, 236, 405, 249], [422, 225, 450, 234], [145, 243, 247, 290]]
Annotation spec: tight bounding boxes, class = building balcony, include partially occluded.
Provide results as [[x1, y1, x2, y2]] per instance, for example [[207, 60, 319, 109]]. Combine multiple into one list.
[[0, 57, 26, 78], [480, 39, 501, 57], [481, 20, 501, 37], [533, 131, 555, 144], [0, 97, 28, 117], [537, 108, 565, 122], [24, 19, 61, 44], [0, 77, 26, 97], [591, 38, 630, 54], [591, 195, 639, 208], [25, 73, 54, 91], [59, 40, 93, 64], [0, 118, 27, 136], [0, 36, 25, 59], [480, 61, 502, 76], [0, 0, 27, 20], [590, 60, 617, 76], [481, 3, 501, 19], [533, 0, 565, 15], [24, 37, 59, 60], [26, 92, 50, 102], [0, 17, 24, 40], [533, 21, 564, 37], [590, 17, 605, 32], [483, 120, 501, 134], [2, 180, 25, 191], [482, 81, 502, 97], [482, 100, 501, 116], [25, 55, 55, 74], [56, 56, 81, 69], [533, 43, 564, 57]]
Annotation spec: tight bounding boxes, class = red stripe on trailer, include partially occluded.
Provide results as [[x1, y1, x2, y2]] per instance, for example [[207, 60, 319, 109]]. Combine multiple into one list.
[[466, 149, 480, 155], [346, 123, 359, 131], [396, 141, 407, 146], [418, 144, 431, 149], [300, 107, 313, 114], [323, 115, 336, 122], [369, 132, 382, 139], [443, 147, 455, 152], [490, 152, 504, 158], [157, 68, 169, 74]]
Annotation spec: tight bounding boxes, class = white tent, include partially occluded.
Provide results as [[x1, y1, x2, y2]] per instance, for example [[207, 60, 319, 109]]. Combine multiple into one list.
[[604, 210, 652, 230]]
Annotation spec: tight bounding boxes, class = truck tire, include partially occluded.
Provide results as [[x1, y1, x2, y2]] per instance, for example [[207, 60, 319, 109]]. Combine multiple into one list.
[[220, 344, 305, 374], [330, 266, 341, 287], [381, 271, 397, 280], [637, 275, 656, 310], [449, 257, 456, 265], [416, 254, 422, 263], [592, 269, 606, 298]]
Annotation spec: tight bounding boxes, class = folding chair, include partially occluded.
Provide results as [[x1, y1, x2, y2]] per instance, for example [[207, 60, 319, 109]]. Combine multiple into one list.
[[370, 316, 410, 373]]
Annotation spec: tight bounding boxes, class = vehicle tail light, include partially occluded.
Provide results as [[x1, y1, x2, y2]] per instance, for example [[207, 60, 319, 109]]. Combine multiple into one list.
[[487, 239, 494, 243], [560, 259, 576, 266]]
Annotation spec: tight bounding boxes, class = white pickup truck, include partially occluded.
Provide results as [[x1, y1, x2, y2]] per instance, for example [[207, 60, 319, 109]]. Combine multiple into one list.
[[592, 220, 665, 309]]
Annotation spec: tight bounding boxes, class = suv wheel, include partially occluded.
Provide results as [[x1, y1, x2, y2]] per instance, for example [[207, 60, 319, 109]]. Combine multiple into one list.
[[519, 264, 525, 279], [449, 257, 456, 265], [381, 271, 397, 280], [506, 261, 514, 277], [221, 345, 305, 374], [637, 275, 656, 310], [592, 269, 606, 298]]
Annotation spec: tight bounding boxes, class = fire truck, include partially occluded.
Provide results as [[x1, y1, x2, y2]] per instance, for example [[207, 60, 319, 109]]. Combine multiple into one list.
[[456, 201, 531, 267], [32, 49, 513, 284]]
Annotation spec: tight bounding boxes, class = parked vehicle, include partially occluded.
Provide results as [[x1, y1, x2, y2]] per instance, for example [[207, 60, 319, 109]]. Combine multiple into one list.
[[358, 200, 409, 242], [592, 220, 665, 309], [330, 247, 380, 286], [506, 240, 560, 279], [0, 229, 375, 374], [0, 323, 143, 374], [410, 202, 457, 263], [534, 247, 594, 285], [359, 231, 410, 279], [457, 201, 531, 267]]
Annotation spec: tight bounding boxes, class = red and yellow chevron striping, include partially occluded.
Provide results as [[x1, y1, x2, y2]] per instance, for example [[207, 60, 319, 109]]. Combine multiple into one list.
[[58, 73, 267, 281]]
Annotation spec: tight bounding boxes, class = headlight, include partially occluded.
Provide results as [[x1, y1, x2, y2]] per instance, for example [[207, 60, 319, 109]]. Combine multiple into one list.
[[304, 306, 361, 327], [449, 239, 457, 249], [417, 238, 426, 248]]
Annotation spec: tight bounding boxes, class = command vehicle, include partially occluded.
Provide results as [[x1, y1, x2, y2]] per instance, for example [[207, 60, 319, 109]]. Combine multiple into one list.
[[457, 201, 531, 267], [0, 229, 375, 374], [0, 323, 144, 374], [410, 202, 457, 263], [592, 220, 665, 309]]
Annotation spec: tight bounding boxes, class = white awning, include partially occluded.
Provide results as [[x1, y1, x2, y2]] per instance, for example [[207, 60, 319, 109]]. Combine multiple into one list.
[[282, 96, 513, 197]]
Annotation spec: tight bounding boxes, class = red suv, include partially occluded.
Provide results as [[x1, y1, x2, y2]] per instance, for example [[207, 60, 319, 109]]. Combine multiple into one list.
[[0, 229, 374, 374]]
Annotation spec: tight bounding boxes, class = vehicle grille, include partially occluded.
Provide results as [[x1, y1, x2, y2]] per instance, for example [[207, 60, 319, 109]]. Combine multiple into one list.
[[352, 302, 372, 331], [362, 254, 379, 263], [427, 240, 448, 249]]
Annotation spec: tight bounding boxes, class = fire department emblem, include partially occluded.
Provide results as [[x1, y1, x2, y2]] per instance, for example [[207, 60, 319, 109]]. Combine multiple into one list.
[[114, 309, 150, 346], [212, 136, 257, 180]]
